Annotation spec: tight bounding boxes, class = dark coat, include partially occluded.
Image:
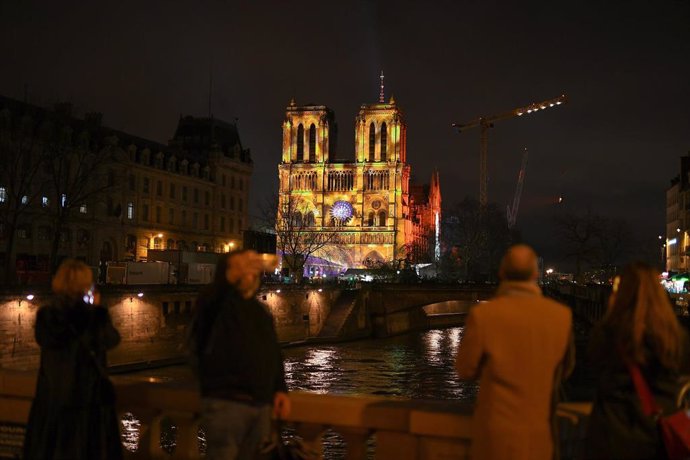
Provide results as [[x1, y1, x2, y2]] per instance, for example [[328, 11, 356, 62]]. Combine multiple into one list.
[[190, 287, 287, 405], [23, 298, 122, 460], [584, 325, 690, 460]]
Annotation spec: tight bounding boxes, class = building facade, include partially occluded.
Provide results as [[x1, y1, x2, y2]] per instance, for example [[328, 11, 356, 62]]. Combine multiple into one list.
[[277, 95, 440, 273], [666, 152, 690, 272], [0, 96, 251, 282]]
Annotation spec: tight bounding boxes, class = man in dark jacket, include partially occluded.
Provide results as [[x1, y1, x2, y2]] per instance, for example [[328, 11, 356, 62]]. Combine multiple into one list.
[[191, 250, 289, 460]]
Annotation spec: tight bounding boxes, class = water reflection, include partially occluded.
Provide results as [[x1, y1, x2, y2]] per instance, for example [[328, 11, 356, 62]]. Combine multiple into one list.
[[121, 327, 478, 458], [282, 326, 477, 401]]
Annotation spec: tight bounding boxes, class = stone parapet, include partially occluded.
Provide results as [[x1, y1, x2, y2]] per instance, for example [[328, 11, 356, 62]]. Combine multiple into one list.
[[0, 369, 591, 460]]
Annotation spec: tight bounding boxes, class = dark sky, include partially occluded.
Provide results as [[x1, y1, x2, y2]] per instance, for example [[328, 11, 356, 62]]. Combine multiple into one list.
[[1, 0, 689, 266]]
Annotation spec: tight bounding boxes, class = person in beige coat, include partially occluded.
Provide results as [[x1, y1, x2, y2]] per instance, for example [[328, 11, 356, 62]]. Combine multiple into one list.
[[455, 245, 574, 460]]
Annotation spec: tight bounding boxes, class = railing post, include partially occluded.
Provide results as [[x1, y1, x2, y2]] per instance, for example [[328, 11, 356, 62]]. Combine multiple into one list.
[[338, 427, 370, 460], [375, 431, 418, 460], [170, 412, 200, 459], [132, 411, 165, 459], [295, 422, 326, 459]]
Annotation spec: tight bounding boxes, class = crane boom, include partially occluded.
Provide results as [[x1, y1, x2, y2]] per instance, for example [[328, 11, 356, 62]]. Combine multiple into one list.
[[507, 148, 528, 229], [452, 94, 567, 206]]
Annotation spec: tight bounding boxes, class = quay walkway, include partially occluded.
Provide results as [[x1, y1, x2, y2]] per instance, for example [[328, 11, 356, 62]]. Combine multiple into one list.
[[0, 370, 591, 460]]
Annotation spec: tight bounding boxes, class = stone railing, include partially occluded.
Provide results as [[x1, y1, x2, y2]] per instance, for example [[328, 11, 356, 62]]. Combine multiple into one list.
[[0, 370, 591, 459]]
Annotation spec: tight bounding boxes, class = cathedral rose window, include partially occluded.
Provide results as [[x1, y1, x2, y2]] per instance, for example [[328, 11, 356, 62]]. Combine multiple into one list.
[[331, 200, 354, 223]]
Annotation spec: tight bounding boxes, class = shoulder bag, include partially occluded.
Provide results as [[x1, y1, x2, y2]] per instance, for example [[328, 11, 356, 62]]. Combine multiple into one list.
[[627, 362, 690, 460]]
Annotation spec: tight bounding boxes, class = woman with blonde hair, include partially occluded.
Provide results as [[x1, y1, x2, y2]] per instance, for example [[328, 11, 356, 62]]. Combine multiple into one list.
[[24, 259, 122, 459], [585, 262, 690, 459]]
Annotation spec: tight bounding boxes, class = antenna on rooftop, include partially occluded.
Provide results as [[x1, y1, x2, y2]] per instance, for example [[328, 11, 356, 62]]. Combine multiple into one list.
[[379, 71, 385, 103], [208, 65, 213, 119]]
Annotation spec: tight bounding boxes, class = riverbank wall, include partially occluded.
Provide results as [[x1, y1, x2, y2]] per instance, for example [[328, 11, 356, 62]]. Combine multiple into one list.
[[0, 284, 485, 370]]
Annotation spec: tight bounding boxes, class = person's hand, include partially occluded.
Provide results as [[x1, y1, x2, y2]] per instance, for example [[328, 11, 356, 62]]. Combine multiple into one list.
[[273, 392, 291, 420]]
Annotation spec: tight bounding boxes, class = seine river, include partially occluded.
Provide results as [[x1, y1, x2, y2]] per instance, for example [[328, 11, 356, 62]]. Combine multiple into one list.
[[122, 327, 481, 457], [126, 327, 477, 400], [121, 324, 597, 458]]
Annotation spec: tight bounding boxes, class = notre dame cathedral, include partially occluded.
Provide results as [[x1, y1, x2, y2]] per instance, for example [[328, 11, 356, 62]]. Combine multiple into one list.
[[277, 85, 441, 275]]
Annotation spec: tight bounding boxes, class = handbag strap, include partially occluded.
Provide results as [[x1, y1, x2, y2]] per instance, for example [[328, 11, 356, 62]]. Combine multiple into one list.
[[626, 361, 662, 417]]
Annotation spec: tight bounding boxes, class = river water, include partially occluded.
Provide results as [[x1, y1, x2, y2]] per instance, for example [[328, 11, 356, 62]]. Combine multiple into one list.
[[126, 326, 478, 400], [122, 327, 480, 457]]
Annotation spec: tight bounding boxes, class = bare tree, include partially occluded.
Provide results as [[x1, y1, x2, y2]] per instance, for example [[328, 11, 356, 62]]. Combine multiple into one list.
[[0, 112, 46, 284], [442, 197, 513, 281], [39, 114, 122, 272], [553, 209, 602, 278], [594, 216, 633, 269], [553, 209, 635, 278], [258, 194, 340, 282]]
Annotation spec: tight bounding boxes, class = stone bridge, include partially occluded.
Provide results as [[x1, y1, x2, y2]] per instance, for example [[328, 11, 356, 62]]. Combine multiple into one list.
[[361, 284, 495, 338]]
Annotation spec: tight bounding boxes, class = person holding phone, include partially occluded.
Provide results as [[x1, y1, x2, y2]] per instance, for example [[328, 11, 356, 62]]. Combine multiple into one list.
[[188, 249, 289, 460], [24, 259, 122, 459]]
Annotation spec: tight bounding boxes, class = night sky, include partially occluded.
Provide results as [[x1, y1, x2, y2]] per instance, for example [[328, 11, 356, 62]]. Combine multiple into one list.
[[1, 0, 689, 265]]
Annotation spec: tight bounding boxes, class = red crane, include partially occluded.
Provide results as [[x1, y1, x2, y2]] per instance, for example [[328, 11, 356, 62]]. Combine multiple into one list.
[[507, 148, 528, 229]]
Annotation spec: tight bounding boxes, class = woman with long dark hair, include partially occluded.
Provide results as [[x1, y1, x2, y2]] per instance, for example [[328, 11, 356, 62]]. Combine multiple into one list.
[[24, 259, 122, 459], [585, 262, 690, 459]]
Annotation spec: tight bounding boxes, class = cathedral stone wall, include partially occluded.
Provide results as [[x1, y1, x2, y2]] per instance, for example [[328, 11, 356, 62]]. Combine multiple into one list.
[[277, 96, 440, 272]]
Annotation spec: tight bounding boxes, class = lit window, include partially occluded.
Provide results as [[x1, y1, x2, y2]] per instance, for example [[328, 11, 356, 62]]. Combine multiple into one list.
[[127, 202, 134, 220], [42, 197, 49, 207], [80, 204, 88, 214], [61, 194, 67, 207], [0, 187, 6, 203]]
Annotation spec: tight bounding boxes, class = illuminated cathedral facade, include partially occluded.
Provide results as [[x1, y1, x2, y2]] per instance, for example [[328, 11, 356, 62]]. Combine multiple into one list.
[[277, 90, 441, 273]]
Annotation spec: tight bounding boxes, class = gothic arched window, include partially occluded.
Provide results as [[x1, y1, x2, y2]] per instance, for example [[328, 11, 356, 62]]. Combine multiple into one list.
[[368, 211, 375, 227], [380, 122, 387, 161], [297, 124, 305, 160], [369, 122, 376, 161], [309, 124, 316, 162], [378, 211, 386, 227]]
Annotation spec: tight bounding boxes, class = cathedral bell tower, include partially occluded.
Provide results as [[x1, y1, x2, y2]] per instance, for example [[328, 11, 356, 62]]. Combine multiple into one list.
[[282, 100, 337, 164], [354, 73, 407, 164]]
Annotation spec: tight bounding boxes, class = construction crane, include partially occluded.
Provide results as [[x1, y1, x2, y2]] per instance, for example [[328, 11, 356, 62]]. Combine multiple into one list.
[[452, 94, 567, 207], [507, 148, 528, 229]]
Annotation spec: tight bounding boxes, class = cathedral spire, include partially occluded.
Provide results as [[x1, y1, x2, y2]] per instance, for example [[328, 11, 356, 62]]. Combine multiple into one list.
[[379, 71, 385, 103]]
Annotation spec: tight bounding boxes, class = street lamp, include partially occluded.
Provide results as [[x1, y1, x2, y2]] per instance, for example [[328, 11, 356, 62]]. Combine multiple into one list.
[[149, 233, 164, 249]]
